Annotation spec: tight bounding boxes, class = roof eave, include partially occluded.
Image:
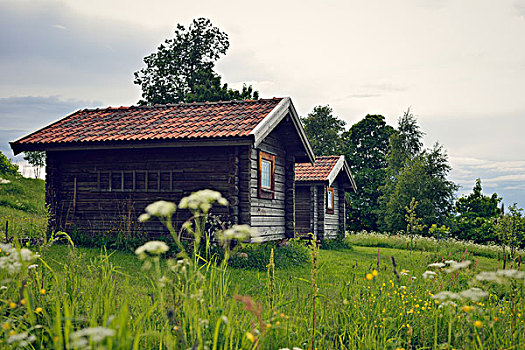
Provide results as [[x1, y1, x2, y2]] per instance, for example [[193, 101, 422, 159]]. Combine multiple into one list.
[[11, 136, 254, 155], [249, 97, 315, 164], [327, 156, 357, 192]]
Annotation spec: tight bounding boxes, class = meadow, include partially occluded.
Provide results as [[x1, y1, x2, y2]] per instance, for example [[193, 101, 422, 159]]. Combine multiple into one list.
[[0, 176, 524, 349]]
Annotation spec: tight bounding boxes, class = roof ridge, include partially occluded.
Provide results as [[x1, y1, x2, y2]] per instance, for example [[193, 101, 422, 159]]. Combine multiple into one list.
[[79, 98, 284, 113]]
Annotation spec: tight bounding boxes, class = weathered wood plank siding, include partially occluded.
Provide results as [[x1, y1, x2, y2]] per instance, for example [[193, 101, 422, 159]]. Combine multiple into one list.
[[295, 185, 311, 234], [338, 180, 346, 234], [250, 133, 288, 241], [324, 182, 340, 238], [47, 147, 236, 238], [316, 185, 325, 238]]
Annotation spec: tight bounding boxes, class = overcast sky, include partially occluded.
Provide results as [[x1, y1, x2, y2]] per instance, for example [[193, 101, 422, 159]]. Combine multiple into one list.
[[1, 0, 525, 207]]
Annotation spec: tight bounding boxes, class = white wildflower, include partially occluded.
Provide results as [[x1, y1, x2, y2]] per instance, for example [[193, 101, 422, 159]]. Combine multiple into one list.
[[428, 262, 446, 268], [460, 287, 488, 301], [438, 301, 457, 308], [432, 291, 460, 301], [138, 213, 151, 222], [445, 260, 471, 273], [496, 269, 525, 279], [7, 332, 36, 347], [400, 271, 409, 276], [70, 327, 115, 348], [475, 271, 500, 283], [422, 271, 436, 279], [0, 244, 40, 275], [0, 178, 10, 184], [178, 189, 228, 213], [0, 286, 7, 290], [135, 241, 169, 259], [444, 260, 457, 264], [221, 225, 254, 242], [144, 200, 176, 218], [28, 264, 38, 270]]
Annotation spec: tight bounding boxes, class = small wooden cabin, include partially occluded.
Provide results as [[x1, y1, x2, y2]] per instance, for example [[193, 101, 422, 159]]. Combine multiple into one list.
[[294, 156, 356, 238], [11, 98, 315, 242]]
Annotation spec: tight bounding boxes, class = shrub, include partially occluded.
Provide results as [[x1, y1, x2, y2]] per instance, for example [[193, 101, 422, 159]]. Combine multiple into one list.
[[0, 151, 18, 176], [319, 238, 353, 250], [229, 239, 310, 270]]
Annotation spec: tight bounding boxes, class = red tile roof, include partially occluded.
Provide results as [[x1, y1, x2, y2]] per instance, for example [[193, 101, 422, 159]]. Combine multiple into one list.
[[295, 156, 341, 182], [14, 98, 283, 146]]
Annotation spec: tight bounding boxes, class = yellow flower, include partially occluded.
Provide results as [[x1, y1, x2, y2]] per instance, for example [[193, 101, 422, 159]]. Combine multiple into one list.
[[35, 307, 43, 314], [20, 299, 26, 306], [266, 323, 272, 329], [366, 273, 374, 281], [372, 270, 378, 277], [276, 321, 280, 326], [246, 332, 255, 343], [9, 330, 16, 336], [462, 305, 474, 313], [2, 322, 10, 330], [9, 302, 16, 309], [474, 320, 483, 328], [40, 289, 46, 295], [396, 348, 405, 350]]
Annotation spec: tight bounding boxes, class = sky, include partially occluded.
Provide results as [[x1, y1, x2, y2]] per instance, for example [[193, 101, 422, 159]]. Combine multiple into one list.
[[1, 0, 525, 208]]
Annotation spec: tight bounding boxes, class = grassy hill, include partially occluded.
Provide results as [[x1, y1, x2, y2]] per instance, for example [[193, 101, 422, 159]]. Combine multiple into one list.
[[0, 172, 46, 239]]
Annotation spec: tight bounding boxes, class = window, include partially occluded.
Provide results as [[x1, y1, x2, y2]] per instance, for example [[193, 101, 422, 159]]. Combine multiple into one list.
[[326, 187, 335, 214], [258, 150, 275, 199]]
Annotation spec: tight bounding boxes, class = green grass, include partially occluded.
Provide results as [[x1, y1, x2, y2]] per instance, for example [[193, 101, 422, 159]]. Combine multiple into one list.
[[10, 241, 517, 349], [0, 173, 46, 239], [1, 179, 524, 349]]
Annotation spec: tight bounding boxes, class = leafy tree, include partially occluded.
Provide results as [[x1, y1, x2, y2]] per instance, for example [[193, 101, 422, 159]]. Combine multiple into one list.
[[405, 198, 425, 251], [301, 105, 346, 156], [387, 108, 424, 174], [378, 110, 457, 232], [134, 18, 258, 105], [452, 179, 502, 243], [23, 151, 46, 179], [0, 151, 18, 176], [342, 115, 394, 231], [495, 204, 525, 260]]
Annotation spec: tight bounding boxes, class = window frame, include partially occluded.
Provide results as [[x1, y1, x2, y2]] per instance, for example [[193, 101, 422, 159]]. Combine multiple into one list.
[[258, 150, 275, 199], [326, 186, 335, 214]]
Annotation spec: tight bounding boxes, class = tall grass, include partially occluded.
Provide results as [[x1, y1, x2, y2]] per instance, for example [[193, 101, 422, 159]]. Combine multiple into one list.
[[0, 192, 524, 349]]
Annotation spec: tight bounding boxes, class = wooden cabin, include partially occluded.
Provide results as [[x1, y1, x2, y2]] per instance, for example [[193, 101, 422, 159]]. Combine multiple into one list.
[[11, 98, 315, 242], [295, 156, 356, 238]]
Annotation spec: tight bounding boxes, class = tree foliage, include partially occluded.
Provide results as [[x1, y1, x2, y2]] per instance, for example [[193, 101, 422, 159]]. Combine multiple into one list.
[[0, 151, 18, 176], [134, 18, 258, 105], [301, 105, 346, 156], [342, 115, 394, 231], [23, 151, 46, 179], [378, 110, 457, 232], [452, 179, 502, 243], [495, 204, 525, 255]]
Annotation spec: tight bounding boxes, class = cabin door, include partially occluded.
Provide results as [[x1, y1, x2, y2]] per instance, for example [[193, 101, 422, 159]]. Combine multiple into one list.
[[295, 186, 312, 234]]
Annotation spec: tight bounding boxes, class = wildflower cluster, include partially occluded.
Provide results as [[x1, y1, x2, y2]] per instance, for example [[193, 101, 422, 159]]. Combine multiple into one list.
[[0, 243, 40, 275]]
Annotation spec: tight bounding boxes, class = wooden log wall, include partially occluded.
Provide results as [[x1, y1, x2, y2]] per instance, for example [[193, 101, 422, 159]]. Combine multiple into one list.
[[316, 185, 325, 238], [338, 181, 346, 235], [284, 154, 295, 238], [250, 133, 287, 242], [47, 146, 237, 238], [324, 182, 340, 239], [294, 185, 311, 234], [311, 185, 318, 236], [45, 151, 59, 233]]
